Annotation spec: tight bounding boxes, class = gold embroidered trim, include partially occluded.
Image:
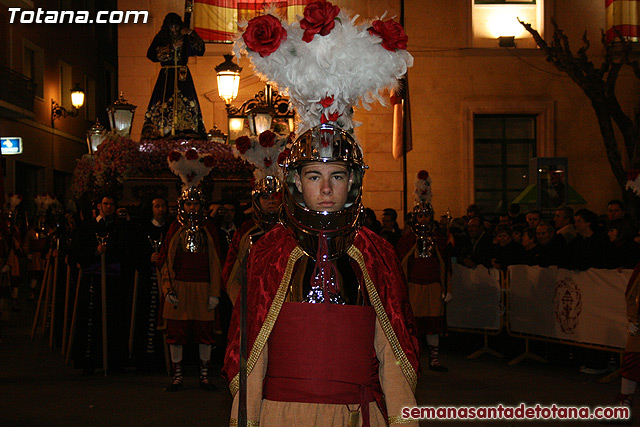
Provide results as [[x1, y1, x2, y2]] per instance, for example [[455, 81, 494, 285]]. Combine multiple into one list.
[[229, 246, 305, 395], [229, 419, 260, 427], [348, 245, 418, 392], [388, 415, 415, 424]]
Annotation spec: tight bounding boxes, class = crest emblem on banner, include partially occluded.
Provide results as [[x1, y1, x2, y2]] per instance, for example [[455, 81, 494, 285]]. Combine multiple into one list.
[[554, 277, 583, 334]]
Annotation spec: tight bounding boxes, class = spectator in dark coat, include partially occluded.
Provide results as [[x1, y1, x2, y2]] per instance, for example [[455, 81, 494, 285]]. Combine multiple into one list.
[[604, 218, 640, 269], [534, 223, 565, 267], [563, 209, 607, 270], [459, 216, 493, 269], [491, 224, 524, 271]]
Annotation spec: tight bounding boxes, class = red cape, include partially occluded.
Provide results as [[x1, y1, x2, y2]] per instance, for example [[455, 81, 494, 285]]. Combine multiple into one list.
[[223, 224, 420, 415]]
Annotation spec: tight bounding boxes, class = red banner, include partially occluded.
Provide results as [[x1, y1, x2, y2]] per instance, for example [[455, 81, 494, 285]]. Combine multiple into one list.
[[605, 0, 640, 43], [194, 0, 313, 42]]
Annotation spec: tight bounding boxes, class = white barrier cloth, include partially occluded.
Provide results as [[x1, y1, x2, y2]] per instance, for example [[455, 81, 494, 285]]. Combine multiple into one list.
[[508, 265, 631, 348], [447, 264, 501, 330]]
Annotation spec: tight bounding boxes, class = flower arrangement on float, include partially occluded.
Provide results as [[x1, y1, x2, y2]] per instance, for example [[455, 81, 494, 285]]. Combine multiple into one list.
[[70, 133, 253, 199]]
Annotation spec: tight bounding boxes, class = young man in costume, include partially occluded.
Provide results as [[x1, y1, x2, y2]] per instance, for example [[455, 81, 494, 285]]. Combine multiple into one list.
[[223, 3, 419, 425], [158, 149, 222, 391], [223, 130, 289, 305], [396, 171, 452, 372]]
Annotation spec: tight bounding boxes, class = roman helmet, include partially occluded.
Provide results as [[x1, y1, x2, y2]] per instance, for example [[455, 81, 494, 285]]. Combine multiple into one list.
[[232, 130, 289, 232], [281, 124, 366, 260]]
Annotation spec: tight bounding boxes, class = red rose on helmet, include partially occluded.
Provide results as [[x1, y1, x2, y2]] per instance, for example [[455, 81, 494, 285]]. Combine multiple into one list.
[[277, 148, 290, 166], [202, 155, 215, 168], [243, 14, 287, 57], [300, 1, 340, 43], [259, 130, 277, 148], [321, 111, 340, 124], [168, 151, 181, 162], [235, 136, 252, 154], [417, 170, 429, 180], [320, 95, 334, 108], [368, 19, 408, 51], [185, 148, 199, 160]]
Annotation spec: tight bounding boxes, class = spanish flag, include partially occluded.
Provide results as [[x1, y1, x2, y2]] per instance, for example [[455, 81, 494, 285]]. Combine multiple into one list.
[[194, 0, 313, 42], [605, 0, 640, 43]]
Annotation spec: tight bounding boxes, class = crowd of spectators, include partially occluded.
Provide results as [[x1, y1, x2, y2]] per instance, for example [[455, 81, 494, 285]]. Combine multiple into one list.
[[366, 200, 640, 272]]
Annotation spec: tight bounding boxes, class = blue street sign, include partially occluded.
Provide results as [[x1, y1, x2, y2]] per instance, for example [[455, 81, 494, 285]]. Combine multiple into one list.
[[1, 137, 22, 155]]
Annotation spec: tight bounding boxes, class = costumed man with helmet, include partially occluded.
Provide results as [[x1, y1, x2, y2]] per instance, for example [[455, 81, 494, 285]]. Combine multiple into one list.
[[222, 130, 290, 305], [396, 171, 452, 372], [223, 2, 419, 426], [157, 149, 222, 392]]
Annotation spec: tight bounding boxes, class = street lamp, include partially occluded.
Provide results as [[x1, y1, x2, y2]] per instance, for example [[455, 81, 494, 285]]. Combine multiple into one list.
[[215, 54, 242, 105], [51, 83, 85, 125], [86, 119, 107, 154], [106, 91, 137, 138], [224, 84, 294, 137]]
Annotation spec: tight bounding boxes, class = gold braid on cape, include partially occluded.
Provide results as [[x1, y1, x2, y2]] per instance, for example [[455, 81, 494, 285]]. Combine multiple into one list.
[[229, 246, 305, 396], [347, 245, 418, 392]]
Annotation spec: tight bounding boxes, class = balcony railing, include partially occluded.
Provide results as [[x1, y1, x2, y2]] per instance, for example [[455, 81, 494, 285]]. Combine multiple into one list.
[[0, 66, 36, 112]]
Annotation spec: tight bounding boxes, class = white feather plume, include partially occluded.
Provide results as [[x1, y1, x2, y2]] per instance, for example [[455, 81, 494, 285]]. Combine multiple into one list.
[[167, 150, 215, 191], [414, 171, 432, 204], [233, 131, 290, 182], [233, 8, 413, 134]]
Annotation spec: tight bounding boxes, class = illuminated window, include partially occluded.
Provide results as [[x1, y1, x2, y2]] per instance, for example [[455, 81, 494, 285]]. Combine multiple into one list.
[[472, 0, 543, 48], [194, 0, 315, 43]]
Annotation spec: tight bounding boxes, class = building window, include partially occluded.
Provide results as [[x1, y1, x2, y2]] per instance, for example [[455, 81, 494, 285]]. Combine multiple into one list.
[[84, 74, 96, 120], [58, 60, 73, 109], [473, 115, 536, 217], [194, 0, 315, 43], [23, 41, 44, 98], [471, 0, 543, 48]]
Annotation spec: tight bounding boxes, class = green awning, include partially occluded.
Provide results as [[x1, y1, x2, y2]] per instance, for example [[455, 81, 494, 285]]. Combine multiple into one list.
[[512, 184, 587, 205]]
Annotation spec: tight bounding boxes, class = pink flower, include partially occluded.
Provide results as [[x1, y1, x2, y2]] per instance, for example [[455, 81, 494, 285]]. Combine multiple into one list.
[[300, 1, 340, 43]]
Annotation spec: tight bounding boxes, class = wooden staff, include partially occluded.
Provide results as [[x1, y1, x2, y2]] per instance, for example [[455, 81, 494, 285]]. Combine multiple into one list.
[[41, 251, 54, 334], [61, 262, 71, 356], [128, 271, 139, 360], [49, 240, 61, 349], [30, 254, 51, 339], [65, 269, 82, 365], [100, 250, 108, 376]]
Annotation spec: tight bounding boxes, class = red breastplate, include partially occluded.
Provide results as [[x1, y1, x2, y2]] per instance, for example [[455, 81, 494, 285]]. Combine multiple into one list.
[[264, 302, 376, 406], [408, 255, 440, 284], [173, 250, 209, 282]]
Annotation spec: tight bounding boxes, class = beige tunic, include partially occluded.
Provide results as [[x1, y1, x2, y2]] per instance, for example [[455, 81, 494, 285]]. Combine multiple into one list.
[[159, 224, 221, 321]]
